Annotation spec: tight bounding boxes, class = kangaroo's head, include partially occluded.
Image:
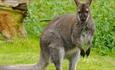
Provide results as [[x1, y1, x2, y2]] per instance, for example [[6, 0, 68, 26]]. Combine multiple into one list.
[[74, 0, 92, 22]]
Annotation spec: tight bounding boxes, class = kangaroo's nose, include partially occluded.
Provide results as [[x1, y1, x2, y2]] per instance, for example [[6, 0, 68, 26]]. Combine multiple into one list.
[[80, 15, 86, 21]]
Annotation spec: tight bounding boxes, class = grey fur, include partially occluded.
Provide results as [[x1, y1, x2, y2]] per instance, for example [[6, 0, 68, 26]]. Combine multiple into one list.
[[38, 0, 95, 70]]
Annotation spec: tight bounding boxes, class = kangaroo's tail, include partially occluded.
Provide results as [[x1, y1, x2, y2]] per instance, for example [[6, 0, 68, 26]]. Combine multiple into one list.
[[0, 64, 39, 70]]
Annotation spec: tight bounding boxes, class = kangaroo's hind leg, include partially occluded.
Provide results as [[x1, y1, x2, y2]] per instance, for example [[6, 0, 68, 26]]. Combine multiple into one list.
[[36, 50, 50, 70], [49, 43, 65, 70], [68, 49, 80, 70]]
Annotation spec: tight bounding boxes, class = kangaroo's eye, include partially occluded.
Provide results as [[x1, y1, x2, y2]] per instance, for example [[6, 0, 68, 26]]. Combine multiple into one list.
[[78, 9, 81, 13], [86, 10, 88, 13], [78, 11, 81, 13], [86, 9, 89, 13]]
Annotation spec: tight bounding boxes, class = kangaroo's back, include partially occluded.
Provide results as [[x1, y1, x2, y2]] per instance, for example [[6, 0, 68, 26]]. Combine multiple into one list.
[[40, 15, 77, 47]]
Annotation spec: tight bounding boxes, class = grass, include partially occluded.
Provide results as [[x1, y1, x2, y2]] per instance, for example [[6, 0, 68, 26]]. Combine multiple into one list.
[[0, 38, 39, 65], [0, 38, 115, 70]]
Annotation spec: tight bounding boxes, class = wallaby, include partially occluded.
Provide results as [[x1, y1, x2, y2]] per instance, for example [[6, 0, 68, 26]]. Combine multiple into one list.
[[38, 0, 95, 70], [0, 0, 95, 70]]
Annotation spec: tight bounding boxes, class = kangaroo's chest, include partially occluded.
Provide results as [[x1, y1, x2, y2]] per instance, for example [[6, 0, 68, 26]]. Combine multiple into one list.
[[80, 25, 89, 49], [81, 25, 88, 39]]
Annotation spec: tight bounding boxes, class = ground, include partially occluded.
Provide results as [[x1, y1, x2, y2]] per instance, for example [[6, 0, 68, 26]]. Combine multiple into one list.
[[0, 38, 115, 70]]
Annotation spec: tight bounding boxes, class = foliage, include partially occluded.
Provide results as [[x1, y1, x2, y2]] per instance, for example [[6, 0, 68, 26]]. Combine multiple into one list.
[[92, 0, 115, 55], [24, 0, 115, 55]]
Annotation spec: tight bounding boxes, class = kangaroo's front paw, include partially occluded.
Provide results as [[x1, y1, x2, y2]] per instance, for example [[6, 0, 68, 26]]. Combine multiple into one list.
[[86, 48, 91, 57], [80, 49, 85, 57]]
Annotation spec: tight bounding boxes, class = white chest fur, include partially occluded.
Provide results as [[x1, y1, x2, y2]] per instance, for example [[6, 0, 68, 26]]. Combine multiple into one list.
[[80, 25, 89, 50]]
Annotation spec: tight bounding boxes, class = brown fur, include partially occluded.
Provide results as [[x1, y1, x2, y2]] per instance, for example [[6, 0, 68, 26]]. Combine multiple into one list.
[[0, 9, 27, 40], [0, 11, 16, 39]]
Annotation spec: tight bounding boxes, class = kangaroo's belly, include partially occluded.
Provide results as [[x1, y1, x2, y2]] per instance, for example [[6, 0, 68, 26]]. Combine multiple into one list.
[[64, 46, 80, 58]]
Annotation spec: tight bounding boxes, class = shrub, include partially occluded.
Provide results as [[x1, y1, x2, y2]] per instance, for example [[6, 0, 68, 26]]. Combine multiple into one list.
[[25, 0, 115, 55]]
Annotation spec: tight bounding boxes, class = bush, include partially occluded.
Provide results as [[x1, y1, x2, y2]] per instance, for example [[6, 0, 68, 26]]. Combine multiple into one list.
[[92, 0, 114, 55], [24, 0, 115, 55]]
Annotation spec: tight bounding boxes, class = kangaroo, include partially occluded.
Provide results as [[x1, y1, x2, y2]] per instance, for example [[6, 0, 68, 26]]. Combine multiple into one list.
[[0, 0, 95, 70], [38, 0, 95, 70]]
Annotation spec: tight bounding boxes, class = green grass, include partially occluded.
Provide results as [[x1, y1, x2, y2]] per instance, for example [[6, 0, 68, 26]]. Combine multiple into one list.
[[0, 38, 115, 70], [0, 38, 39, 65]]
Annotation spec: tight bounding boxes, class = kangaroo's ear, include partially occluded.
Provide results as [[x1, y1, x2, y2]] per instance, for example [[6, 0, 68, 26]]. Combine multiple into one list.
[[74, 0, 80, 6], [86, 0, 92, 6]]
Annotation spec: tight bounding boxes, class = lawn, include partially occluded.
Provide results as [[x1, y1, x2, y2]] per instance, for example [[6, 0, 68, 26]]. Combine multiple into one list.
[[0, 38, 114, 70]]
